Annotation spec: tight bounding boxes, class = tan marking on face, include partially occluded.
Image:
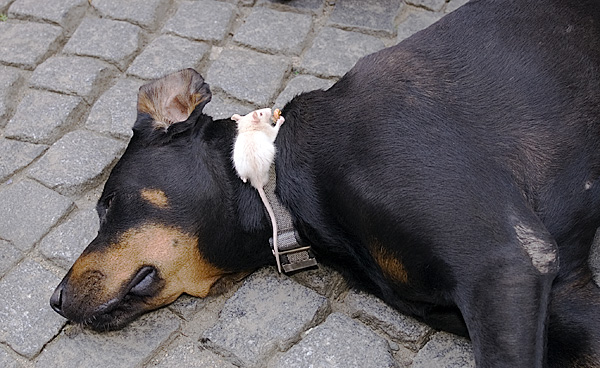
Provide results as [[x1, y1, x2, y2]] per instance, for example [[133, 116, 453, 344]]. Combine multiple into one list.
[[140, 188, 169, 208], [70, 223, 223, 308], [370, 240, 409, 284]]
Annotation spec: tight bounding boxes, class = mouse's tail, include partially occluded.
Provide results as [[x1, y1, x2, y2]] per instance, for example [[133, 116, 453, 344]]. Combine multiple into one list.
[[257, 187, 281, 273]]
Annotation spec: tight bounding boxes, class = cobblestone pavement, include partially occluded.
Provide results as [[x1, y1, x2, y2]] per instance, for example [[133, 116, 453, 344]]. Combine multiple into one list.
[[2, 1, 598, 367]]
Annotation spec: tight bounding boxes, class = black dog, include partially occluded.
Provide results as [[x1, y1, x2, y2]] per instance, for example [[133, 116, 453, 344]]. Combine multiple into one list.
[[51, 0, 600, 366]]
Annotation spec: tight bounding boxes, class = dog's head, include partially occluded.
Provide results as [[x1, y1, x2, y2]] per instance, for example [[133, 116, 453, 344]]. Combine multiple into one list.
[[50, 69, 272, 330]]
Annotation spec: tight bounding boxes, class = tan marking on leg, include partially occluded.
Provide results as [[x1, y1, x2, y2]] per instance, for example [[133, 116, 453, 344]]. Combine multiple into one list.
[[370, 240, 409, 284], [140, 188, 169, 208], [70, 223, 223, 308]]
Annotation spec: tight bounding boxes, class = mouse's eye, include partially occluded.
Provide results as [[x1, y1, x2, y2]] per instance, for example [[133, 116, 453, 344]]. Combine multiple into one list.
[[259, 112, 263, 116]]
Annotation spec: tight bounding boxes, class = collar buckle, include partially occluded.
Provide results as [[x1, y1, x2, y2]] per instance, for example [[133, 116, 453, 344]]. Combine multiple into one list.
[[270, 231, 317, 273]]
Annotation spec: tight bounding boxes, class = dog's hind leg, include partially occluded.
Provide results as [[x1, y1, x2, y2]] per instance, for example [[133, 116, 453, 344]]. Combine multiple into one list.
[[452, 215, 558, 368], [547, 270, 600, 368]]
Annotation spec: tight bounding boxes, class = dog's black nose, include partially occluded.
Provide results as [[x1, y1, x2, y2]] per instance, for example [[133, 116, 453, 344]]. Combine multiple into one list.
[[50, 283, 65, 316]]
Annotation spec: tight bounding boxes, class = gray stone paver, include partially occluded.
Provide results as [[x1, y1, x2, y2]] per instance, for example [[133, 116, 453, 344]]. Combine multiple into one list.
[[127, 35, 210, 80], [345, 290, 432, 351], [149, 339, 237, 368], [207, 48, 290, 106], [201, 268, 328, 367], [445, 0, 470, 13], [233, 8, 313, 55], [397, 10, 445, 42], [270, 313, 399, 368], [0, 180, 73, 251], [8, 0, 86, 29], [0, 138, 47, 182], [27, 130, 126, 195], [85, 78, 144, 140], [5, 90, 85, 144], [0, 21, 63, 70], [0, 259, 66, 358], [163, 0, 236, 43], [0, 239, 22, 278], [0, 345, 23, 368], [38, 208, 99, 270], [0, 67, 23, 128], [91, 0, 168, 29], [407, 0, 447, 12], [257, 0, 324, 11], [64, 17, 142, 69], [412, 332, 475, 368], [30, 56, 116, 103], [300, 27, 385, 78], [289, 263, 347, 298], [34, 309, 180, 368], [0, 0, 539, 367], [203, 91, 253, 120], [0, 0, 12, 11], [167, 294, 208, 321], [329, 0, 404, 36]]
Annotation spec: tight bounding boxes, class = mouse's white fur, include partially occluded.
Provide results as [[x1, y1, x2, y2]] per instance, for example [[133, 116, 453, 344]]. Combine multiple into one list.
[[232, 108, 285, 272]]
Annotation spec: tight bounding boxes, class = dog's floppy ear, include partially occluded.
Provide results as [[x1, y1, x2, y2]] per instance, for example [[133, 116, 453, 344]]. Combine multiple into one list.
[[137, 68, 212, 131]]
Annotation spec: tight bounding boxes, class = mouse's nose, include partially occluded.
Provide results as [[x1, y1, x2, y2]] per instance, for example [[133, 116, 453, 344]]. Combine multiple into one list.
[[50, 282, 66, 317]]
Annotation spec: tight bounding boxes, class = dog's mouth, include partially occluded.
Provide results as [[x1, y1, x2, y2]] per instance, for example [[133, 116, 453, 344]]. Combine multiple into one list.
[[75, 298, 148, 332], [50, 266, 166, 331]]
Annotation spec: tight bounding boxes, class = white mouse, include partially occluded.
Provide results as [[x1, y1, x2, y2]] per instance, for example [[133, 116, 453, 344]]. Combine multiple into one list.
[[232, 108, 285, 272]]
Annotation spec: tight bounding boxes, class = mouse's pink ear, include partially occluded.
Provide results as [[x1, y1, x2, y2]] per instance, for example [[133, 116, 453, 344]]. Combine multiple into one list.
[[231, 114, 242, 122], [251, 111, 260, 123], [137, 69, 211, 131]]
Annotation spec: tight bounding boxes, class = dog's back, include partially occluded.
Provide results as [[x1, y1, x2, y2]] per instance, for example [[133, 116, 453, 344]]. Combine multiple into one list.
[[277, 0, 600, 366]]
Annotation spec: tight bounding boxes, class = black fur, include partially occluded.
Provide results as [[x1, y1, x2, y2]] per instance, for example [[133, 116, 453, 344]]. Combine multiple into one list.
[[52, 0, 600, 366], [274, 0, 600, 366]]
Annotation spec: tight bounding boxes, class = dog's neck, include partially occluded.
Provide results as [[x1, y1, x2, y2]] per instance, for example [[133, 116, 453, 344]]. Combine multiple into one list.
[[265, 164, 318, 273], [215, 116, 317, 273]]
